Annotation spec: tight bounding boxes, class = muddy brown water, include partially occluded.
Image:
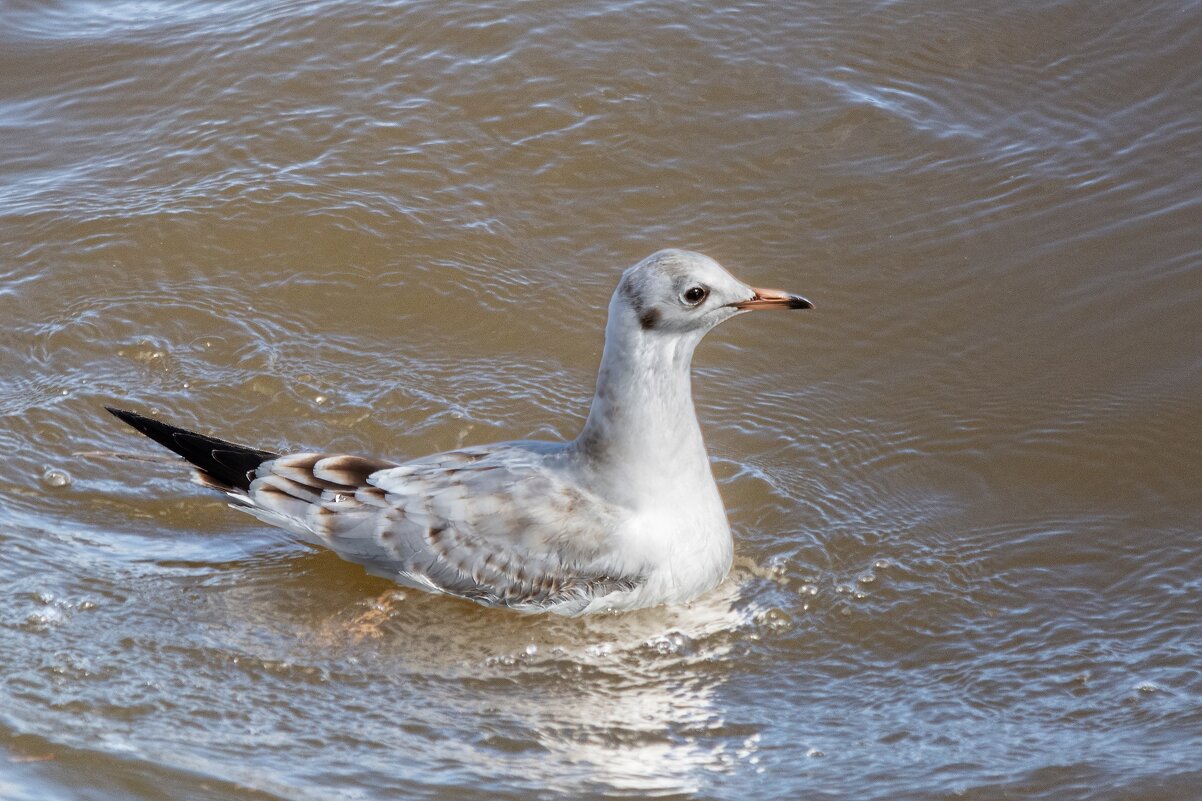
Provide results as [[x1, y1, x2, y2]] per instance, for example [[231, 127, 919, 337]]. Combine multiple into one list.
[[2, 1, 1201, 799]]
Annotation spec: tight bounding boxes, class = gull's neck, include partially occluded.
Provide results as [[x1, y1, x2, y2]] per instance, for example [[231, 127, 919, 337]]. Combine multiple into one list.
[[573, 297, 712, 503]]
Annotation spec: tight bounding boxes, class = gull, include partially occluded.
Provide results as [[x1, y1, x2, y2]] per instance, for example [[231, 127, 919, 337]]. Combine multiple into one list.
[[107, 249, 812, 616]]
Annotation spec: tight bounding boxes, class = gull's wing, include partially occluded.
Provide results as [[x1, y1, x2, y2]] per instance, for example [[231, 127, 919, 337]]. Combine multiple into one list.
[[105, 407, 640, 615], [240, 445, 641, 615]]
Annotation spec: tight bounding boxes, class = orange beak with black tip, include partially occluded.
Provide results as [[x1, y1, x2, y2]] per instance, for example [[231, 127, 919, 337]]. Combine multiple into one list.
[[730, 287, 814, 311]]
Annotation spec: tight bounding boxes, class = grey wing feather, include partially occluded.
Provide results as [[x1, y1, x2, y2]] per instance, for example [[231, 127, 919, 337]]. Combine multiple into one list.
[[236, 446, 640, 614]]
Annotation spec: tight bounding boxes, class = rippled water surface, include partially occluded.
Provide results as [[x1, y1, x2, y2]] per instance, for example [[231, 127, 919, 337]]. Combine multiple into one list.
[[3, 1, 1202, 798]]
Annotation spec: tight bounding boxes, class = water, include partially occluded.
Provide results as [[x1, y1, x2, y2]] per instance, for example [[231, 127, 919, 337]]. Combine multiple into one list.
[[2, 1, 1201, 798]]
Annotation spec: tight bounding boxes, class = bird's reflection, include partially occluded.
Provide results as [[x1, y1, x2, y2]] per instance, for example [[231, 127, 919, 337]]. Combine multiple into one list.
[[212, 552, 765, 796]]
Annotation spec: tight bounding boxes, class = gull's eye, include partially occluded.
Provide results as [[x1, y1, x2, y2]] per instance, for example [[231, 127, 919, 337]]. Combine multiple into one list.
[[682, 285, 709, 306]]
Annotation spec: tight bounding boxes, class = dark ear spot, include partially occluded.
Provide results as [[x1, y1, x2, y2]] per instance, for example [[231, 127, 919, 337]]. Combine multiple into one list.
[[639, 307, 661, 330], [620, 279, 643, 315], [621, 277, 659, 330]]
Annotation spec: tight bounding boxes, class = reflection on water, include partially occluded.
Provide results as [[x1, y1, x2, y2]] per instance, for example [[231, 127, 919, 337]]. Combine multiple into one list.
[[240, 561, 761, 797], [2, 0, 1202, 798]]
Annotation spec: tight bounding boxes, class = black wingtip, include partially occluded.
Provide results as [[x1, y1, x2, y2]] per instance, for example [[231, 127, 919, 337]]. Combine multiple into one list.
[[105, 405, 142, 427], [104, 405, 278, 491]]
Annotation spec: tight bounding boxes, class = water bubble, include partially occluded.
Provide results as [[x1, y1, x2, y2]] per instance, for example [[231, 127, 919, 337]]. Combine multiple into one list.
[[648, 632, 688, 655], [42, 468, 72, 488], [524, 644, 538, 657], [756, 608, 793, 632], [23, 593, 70, 630]]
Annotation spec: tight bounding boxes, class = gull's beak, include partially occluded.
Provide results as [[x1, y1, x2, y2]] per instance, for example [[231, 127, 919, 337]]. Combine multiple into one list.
[[731, 287, 814, 311]]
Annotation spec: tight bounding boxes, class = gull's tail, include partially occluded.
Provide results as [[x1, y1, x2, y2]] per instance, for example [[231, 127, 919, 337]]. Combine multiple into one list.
[[104, 406, 278, 492]]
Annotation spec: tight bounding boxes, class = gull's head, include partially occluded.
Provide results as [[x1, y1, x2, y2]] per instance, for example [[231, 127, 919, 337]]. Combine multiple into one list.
[[613, 249, 812, 339]]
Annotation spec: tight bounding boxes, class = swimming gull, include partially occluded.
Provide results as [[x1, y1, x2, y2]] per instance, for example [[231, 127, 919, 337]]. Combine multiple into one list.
[[106, 249, 812, 615]]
